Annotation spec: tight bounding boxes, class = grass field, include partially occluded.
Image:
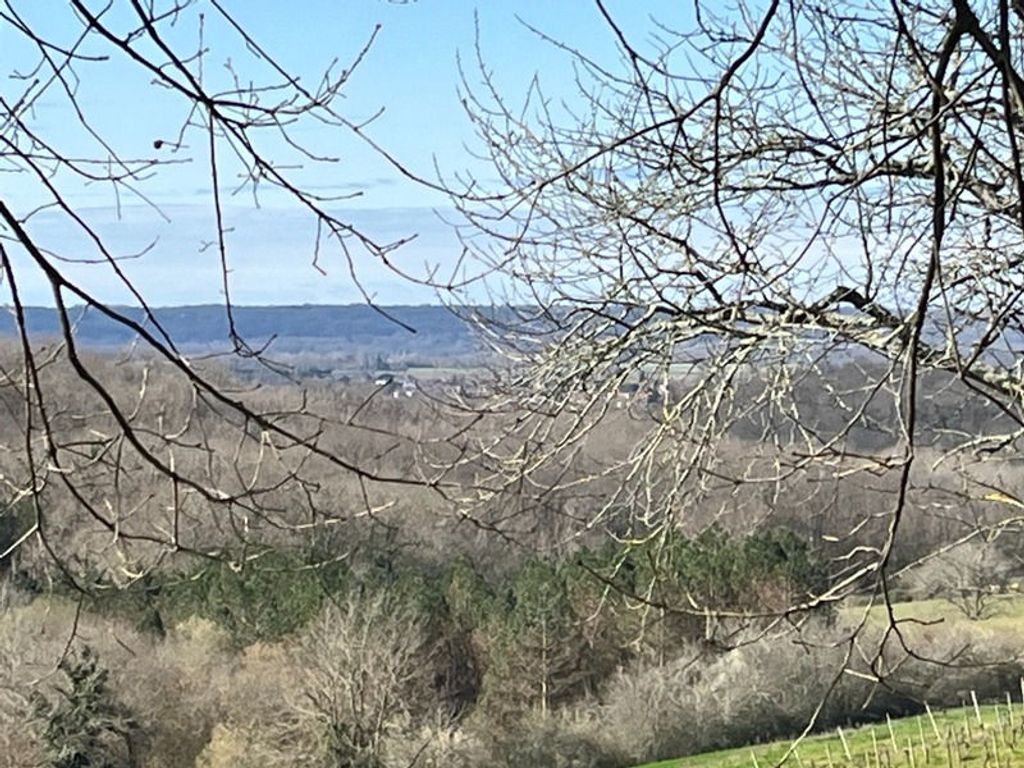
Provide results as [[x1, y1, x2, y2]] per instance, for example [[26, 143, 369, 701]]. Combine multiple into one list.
[[845, 595, 1024, 630], [634, 699, 1024, 768]]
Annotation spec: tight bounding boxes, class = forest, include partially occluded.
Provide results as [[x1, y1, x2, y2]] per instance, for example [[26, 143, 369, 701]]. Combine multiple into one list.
[[2, 348, 1023, 767], [6, 1, 1024, 767]]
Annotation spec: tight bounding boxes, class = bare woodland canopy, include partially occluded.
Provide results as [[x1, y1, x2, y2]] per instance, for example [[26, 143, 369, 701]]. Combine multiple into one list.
[[449, 0, 1024, 607], [2, 0, 1024, 658]]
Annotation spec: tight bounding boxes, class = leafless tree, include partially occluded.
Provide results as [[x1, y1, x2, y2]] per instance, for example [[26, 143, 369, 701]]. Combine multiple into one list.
[[907, 537, 1014, 618], [0, 1, 466, 584], [445, 0, 1024, 713], [292, 592, 435, 767]]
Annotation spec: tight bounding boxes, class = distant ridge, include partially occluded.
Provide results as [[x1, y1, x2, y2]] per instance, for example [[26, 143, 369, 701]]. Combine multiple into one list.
[[0, 304, 479, 352]]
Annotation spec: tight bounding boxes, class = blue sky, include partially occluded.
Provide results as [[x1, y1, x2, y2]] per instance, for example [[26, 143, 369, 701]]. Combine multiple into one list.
[[0, 1, 692, 306]]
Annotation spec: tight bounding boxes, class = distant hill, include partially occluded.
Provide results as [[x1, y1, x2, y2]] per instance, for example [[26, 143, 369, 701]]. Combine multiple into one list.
[[0, 304, 481, 355]]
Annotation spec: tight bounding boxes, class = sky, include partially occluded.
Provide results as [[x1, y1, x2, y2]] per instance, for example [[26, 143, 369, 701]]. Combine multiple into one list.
[[0, 1, 694, 306]]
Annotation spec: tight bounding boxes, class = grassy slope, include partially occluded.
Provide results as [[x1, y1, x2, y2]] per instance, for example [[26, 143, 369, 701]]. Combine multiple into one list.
[[844, 595, 1024, 629], [633, 596, 1024, 768], [636, 703, 1024, 767]]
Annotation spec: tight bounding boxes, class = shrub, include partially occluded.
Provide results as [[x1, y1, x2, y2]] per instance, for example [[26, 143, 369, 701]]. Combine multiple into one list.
[[382, 720, 488, 768], [115, 617, 234, 768], [31, 646, 137, 768], [0, 621, 43, 768], [197, 642, 322, 768], [594, 628, 866, 765], [0, 502, 33, 582], [483, 712, 622, 768]]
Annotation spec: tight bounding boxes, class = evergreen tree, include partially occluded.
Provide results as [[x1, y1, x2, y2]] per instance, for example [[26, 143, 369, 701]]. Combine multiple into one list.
[[32, 646, 136, 768]]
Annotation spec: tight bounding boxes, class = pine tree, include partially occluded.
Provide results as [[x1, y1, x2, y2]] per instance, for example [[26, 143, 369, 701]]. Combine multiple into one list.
[[32, 646, 136, 768]]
